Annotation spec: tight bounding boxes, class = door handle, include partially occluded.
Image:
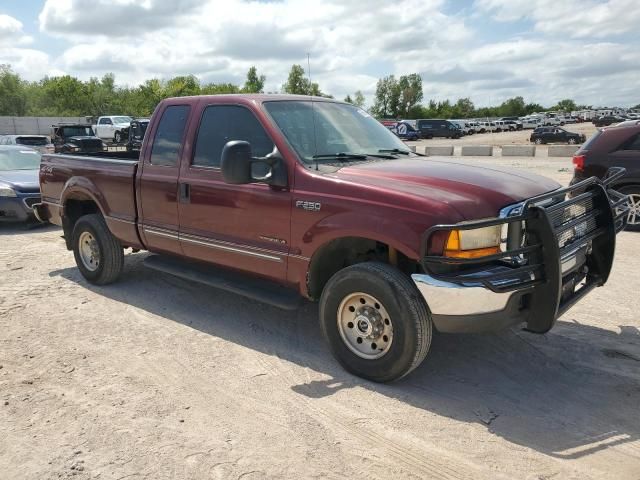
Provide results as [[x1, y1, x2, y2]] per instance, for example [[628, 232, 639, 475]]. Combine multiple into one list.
[[179, 182, 190, 203]]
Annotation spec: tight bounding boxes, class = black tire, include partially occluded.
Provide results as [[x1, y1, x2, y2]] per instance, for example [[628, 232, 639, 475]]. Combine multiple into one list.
[[618, 186, 640, 232], [72, 214, 124, 285], [534, 138, 543, 145], [319, 262, 432, 382], [568, 138, 577, 144], [114, 131, 122, 143]]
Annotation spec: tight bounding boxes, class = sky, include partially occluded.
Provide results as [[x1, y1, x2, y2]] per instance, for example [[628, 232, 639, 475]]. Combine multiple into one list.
[[0, 0, 639, 108]]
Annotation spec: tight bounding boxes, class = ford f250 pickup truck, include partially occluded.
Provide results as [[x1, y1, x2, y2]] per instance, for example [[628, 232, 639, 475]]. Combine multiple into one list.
[[35, 95, 629, 382]]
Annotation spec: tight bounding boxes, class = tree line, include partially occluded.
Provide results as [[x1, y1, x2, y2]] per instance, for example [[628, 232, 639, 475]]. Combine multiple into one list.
[[0, 64, 632, 119]]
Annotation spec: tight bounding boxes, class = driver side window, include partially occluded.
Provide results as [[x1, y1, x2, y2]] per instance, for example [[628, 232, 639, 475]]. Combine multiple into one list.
[[192, 105, 274, 168]]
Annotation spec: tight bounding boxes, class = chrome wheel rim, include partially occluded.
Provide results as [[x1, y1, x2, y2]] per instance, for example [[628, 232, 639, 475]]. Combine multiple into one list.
[[628, 194, 640, 226], [337, 292, 393, 360], [79, 231, 100, 271]]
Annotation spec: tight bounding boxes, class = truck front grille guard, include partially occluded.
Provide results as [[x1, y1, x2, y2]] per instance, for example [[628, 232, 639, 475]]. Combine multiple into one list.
[[421, 167, 629, 331]]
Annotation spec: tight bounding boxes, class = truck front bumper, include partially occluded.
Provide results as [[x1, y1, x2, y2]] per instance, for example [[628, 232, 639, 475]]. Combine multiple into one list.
[[413, 168, 629, 334], [0, 194, 40, 222]]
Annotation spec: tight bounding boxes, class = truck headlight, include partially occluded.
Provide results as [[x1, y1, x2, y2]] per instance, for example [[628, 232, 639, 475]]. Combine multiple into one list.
[[0, 185, 17, 197], [444, 225, 502, 258]]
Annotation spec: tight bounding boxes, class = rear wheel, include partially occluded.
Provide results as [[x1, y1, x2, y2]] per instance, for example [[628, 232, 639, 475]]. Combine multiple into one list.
[[534, 138, 543, 144], [568, 138, 577, 144], [619, 186, 640, 231], [319, 262, 432, 382], [72, 214, 124, 284]]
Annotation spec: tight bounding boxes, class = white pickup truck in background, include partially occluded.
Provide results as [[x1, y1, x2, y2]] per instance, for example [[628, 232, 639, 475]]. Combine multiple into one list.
[[92, 116, 133, 143]]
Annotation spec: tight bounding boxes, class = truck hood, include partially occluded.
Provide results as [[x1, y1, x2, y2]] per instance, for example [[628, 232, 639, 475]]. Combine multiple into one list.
[[0, 169, 40, 193], [333, 158, 561, 220]]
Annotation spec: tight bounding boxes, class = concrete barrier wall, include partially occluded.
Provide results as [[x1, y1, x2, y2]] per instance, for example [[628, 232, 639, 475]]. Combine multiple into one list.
[[501, 145, 536, 156], [548, 145, 580, 157], [416, 145, 454, 156], [461, 145, 493, 156], [0, 117, 87, 135]]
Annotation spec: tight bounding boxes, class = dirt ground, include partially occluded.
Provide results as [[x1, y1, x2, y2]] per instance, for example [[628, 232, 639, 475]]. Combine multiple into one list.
[[2, 155, 640, 480]]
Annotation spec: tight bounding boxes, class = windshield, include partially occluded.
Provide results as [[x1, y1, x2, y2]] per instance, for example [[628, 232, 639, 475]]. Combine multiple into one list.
[[114, 116, 132, 124], [0, 149, 41, 170], [61, 126, 94, 137], [263, 101, 410, 163]]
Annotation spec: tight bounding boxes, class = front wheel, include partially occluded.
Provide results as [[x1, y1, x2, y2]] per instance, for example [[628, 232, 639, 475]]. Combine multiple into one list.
[[568, 138, 577, 144], [114, 131, 122, 143], [72, 214, 124, 284], [534, 138, 543, 144], [319, 262, 432, 382]]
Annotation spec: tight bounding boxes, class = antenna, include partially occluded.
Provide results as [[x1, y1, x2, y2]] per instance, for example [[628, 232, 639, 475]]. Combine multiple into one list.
[[307, 53, 312, 94]]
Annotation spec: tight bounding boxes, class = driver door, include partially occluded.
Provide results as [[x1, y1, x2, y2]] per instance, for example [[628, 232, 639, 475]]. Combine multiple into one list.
[[177, 102, 291, 281]]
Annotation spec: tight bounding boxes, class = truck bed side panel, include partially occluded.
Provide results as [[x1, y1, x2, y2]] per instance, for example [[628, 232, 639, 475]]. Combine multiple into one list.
[[40, 154, 143, 248]]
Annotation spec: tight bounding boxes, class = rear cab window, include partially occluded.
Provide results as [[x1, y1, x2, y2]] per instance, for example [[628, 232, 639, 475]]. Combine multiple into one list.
[[149, 105, 191, 166], [16, 136, 48, 146]]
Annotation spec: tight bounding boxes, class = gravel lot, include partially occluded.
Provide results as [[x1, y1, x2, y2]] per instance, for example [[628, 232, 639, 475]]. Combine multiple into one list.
[[1, 154, 639, 480]]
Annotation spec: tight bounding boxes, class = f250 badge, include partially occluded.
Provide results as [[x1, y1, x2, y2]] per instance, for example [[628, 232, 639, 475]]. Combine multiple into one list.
[[295, 200, 321, 212]]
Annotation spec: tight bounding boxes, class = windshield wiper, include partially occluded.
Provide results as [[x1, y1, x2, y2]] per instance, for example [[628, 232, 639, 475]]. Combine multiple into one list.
[[312, 152, 368, 161], [377, 148, 411, 155]]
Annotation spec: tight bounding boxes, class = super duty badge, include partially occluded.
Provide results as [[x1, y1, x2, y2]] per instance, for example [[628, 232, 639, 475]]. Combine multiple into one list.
[[296, 200, 321, 212]]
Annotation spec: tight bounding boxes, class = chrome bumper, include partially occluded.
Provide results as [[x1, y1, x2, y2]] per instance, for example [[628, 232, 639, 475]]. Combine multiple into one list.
[[412, 273, 529, 333]]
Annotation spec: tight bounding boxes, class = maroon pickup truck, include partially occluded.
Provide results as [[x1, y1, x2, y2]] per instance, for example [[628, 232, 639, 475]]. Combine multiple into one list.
[[35, 95, 628, 382]]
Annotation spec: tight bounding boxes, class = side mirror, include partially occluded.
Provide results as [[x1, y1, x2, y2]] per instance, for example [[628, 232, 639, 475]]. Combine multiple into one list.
[[221, 140, 287, 188]]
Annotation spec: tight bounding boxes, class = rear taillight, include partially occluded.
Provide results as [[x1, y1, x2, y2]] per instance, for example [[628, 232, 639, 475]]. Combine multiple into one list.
[[572, 154, 585, 171]]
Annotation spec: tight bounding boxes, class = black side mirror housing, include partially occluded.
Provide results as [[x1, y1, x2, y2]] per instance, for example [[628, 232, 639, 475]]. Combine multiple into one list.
[[221, 140, 287, 188]]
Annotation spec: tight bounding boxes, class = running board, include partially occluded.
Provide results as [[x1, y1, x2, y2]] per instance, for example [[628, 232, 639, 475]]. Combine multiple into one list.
[[143, 255, 303, 310]]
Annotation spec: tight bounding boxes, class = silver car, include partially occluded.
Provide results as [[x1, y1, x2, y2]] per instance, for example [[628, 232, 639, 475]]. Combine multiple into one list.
[[0, 135, 55, 155]]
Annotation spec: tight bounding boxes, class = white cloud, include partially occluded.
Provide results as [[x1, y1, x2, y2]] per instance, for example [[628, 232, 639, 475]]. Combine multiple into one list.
[[0, 0, 632, 107], [476, 0, 640, 39], [0, 14, 33, 46]]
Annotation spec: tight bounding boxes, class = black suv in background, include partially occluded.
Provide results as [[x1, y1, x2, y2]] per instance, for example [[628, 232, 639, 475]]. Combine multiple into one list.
[[571, 122, 640, 229], [593, 116, 625, 127], [416, 119, 461, 139], [530, 126, 586, 144]]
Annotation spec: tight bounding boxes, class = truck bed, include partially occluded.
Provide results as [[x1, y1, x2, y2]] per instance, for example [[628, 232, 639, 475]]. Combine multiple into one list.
[[39, 153, 141, 248]]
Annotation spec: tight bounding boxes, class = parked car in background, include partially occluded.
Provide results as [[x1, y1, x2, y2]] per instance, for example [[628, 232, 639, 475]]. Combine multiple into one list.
[[475, 121, 497, 133], [521, 117, 542, 129], [93, 116, 134, 143], [0, 145, 41, 222], [499, 117, 523, 130], [0, 135, 54, 154], [571, 122, 640, 229], [530, 126, 586, 145], [449, 120, 472, 135], [386, 121, 421, 140], [493, 120, 512, 132], [52, 124, 105, 154], [416, 119, 461, 139], [593, 115, 625, 127]]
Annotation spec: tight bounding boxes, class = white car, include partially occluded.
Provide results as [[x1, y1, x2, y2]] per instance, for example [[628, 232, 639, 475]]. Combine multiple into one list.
[[92, 116, 133, 143], [476, 121, 497, 133], [449, 120, 472, 135], [0, 135, 55, 154], [521, 117, 542, 129]]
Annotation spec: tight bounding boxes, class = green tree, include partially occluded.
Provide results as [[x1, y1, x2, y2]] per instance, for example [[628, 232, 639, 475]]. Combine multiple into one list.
[[282, 64, 327, 96], [344, 94, 353, 103], [552, 98, 577, 113], [242, 66, 266, 93], [454, 98, 475, 118], [397, 74, 423, 118], [372, 75, 400, 118], [0, 65, 27, 115], [353, 90, 365, 108], [524, 102, 544, 115], [498, 96, 526, 117]]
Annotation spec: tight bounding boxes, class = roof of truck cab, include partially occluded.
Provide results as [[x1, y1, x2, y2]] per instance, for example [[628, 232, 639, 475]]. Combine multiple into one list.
[[160, 94, 344, 104]]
